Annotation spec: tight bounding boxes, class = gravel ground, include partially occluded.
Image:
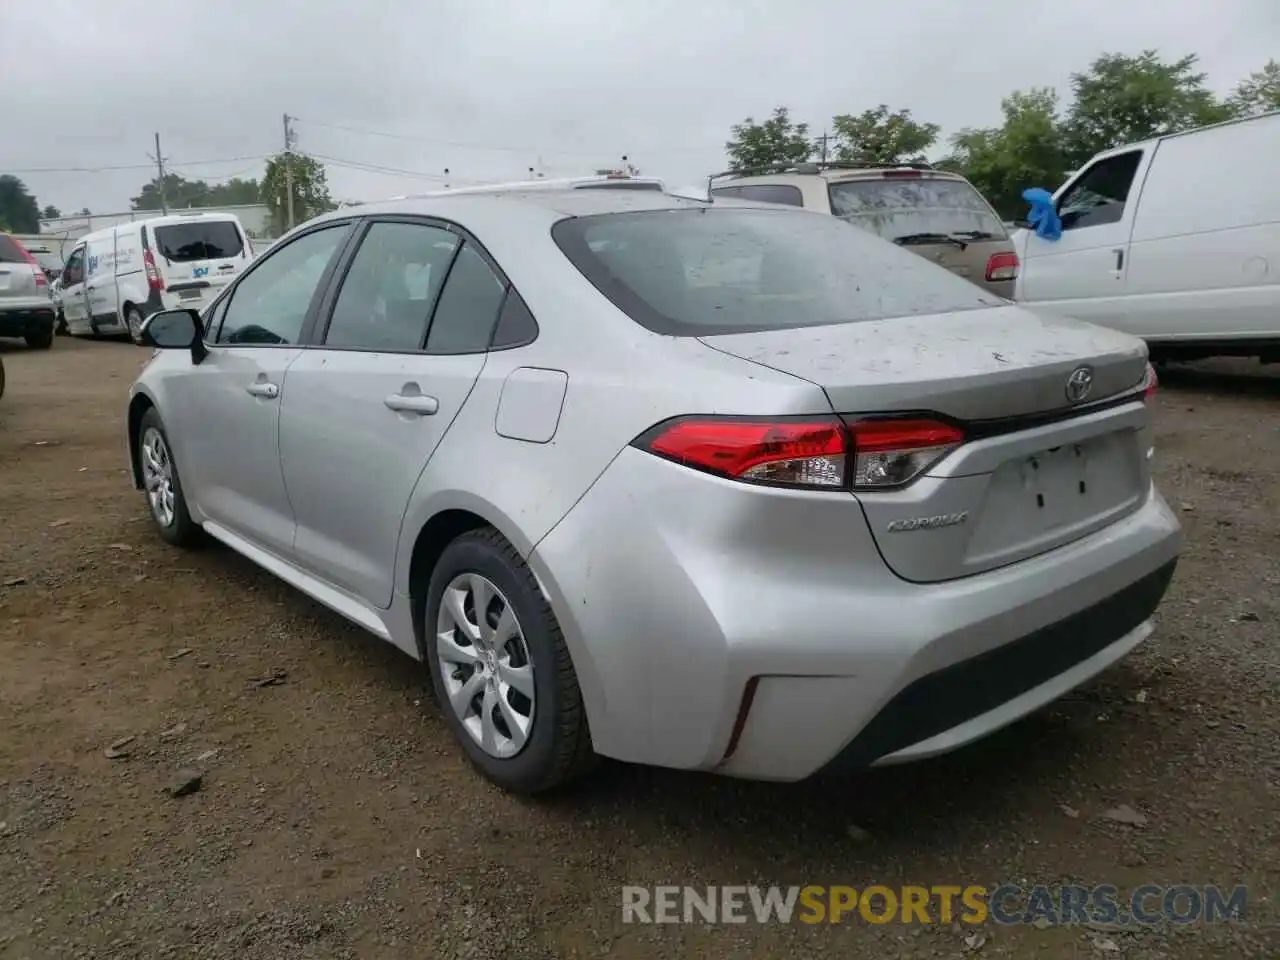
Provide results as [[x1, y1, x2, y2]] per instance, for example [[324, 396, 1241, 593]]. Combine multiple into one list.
[[0, 337, 1277, 960]]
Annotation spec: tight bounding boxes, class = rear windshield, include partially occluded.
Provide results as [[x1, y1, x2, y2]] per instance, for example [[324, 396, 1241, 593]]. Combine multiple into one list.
[[551, 207, 1002, 336], [0, 234, 28, 264], [827, 177, 1006, 243], [153, 220, 244, 262]]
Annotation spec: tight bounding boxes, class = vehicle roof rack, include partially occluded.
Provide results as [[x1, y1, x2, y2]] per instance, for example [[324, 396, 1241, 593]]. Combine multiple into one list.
[[709, 159, 934, 180]]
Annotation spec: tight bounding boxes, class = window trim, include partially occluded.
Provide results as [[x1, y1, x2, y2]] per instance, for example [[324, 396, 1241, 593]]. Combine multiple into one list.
[[211, 219, 357, 347], [1055, 149, 1144, 232], [302, 213, 538, 356]]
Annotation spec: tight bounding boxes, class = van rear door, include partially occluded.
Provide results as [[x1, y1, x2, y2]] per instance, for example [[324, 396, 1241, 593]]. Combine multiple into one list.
[[149, 217, 248, 311]]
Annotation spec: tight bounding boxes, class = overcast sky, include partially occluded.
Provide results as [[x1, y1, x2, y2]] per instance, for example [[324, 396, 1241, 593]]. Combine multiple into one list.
[[3, 0, 1276, 215]]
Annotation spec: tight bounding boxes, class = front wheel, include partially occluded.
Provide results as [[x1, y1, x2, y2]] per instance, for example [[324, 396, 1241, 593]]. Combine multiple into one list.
[[424, 528, 594, 794], [54, 310, 68, 336], [136, 408, 200, 547]]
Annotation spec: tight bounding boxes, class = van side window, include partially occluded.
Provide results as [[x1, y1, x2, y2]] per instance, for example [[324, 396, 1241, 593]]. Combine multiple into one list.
[[1057, 151, 1143, 230], [737, 184, 804, 207]]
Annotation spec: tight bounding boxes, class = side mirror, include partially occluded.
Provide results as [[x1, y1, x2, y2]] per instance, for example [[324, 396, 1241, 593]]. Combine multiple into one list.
[[140, 309, 208, 362]]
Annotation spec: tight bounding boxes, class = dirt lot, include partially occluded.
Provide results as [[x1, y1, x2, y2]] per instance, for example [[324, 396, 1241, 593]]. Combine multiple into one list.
[[0, 336, 1277, 960]]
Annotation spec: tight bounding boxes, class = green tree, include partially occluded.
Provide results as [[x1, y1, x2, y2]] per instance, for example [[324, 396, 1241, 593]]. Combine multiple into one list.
[[261, 152, 335, 234], [206, 177, 263, 205], [1061, 51, 1231, 167], [830, 105, 939, 165], [41, 204, 62, 220], [1227, 59, 1280, 118], [132, 174, 262, 211], [0, 176, 41, 233], [725, 106, 812, 172], [943, 88, 1068, 219]]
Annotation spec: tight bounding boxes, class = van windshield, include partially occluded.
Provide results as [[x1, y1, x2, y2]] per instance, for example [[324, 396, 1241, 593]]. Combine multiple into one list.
[[828, 178, 1006, 243], [152, 221, 244, 262]]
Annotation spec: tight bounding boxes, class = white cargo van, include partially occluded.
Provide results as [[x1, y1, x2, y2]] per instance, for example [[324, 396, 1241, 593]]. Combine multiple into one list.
[[59, 212, 253, 340], [1013, 110, 1280, 363]]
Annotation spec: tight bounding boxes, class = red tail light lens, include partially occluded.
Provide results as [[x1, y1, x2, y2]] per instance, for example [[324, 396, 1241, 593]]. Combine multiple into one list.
[[143, 249, 164, 291], [1142, 362, 1158, 401], [10, 237, 48, 285], [634, 416, 965, 490], [985, 251, 1019, 282]]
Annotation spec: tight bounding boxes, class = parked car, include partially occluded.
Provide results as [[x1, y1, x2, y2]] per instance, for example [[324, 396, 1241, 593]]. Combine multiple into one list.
[[0, 232, 56, 349], [708, 161, 1020, 298], [126, 189, 1179, 793], [59, 211, 255, 341], [1012, 110, 1280, 364]]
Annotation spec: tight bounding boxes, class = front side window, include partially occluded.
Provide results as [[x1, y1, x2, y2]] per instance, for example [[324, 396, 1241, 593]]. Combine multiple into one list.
[[324, 222, 460, 351], [1056, 151, 1143, 230], [828, 177, 1006, 243], [62, 248, 86, 285], [553, 207, 1003, 336], [216, 225, 348, 345], [424, 242, 507, 354]]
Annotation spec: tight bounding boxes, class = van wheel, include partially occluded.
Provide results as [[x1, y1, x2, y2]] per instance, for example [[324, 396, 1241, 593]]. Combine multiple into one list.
[[125, 306, 144, 343], [423, 528, 595, 794], [55, 310, 68, 335]]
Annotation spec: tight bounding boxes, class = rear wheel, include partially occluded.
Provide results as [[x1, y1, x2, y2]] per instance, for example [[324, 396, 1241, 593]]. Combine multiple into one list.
[[0, 356, 6, 399], [125, 306, 145, 343], [424, 528, 594, 793], [137, 408, 199, 547]]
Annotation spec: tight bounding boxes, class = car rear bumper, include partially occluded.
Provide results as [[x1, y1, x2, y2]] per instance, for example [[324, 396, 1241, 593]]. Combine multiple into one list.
[[0, 304, 56, 338], [529, 446, 1181, 781]]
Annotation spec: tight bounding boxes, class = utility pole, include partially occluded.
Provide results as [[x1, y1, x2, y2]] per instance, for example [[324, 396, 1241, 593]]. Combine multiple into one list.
[[814, 131, 832, 165], [282, 113, 296, 230], [149, 133, 169, 214]]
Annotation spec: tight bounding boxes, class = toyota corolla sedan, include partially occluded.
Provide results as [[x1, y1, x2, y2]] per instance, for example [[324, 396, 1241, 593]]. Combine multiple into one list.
[[126, 189, 1180, 794]]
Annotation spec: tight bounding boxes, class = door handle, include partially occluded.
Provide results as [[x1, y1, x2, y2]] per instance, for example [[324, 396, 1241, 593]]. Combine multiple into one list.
[[87, 285, 96, 291], [384, 393, 438, 415], [245, 382, 280, 399], [1113, 248, 1125, 272]]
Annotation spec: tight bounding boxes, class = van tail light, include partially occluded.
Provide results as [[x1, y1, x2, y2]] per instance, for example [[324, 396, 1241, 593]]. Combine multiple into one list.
[[985, 251, 1019, 282], [632, 416, 964, 491], [143, 249, 164, 292]]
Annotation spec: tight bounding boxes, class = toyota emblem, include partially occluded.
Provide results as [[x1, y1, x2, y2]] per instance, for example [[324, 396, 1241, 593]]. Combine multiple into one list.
[[1065, 366, 1094, 403]]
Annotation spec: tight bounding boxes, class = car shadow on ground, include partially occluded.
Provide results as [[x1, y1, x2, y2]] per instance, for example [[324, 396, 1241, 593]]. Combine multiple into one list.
[[1156, 359, 1280, 400]]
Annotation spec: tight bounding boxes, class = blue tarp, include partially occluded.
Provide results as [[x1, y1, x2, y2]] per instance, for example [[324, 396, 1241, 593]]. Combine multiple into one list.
[[1022, 187, 1062, 241]]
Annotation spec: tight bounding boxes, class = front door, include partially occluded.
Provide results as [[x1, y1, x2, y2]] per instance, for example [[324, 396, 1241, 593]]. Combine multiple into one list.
[[279, 220, 502, 607], [1018, 147, 1149, 332], [59, 246, 90, 334], [166, 222, 353, 558]]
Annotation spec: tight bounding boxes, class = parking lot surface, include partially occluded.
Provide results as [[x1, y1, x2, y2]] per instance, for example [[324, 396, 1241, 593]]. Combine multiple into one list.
[[1, 337, 1277, 959]]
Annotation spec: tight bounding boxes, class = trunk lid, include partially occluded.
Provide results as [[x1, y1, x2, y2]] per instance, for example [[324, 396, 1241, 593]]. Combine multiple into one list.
[[700, 305, 1153, 582]]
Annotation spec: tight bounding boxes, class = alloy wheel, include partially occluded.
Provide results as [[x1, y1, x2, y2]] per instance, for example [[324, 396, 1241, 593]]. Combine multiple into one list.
[[140, 427, 176, 528]]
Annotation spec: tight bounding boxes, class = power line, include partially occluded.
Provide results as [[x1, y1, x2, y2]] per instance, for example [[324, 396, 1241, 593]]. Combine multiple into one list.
[[7, 154, 270, 175]]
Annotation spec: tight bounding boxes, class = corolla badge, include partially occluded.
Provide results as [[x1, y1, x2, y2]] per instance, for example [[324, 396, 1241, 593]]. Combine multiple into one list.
[[1065, 365, 1094, 403], [886, 511, 969, 533]]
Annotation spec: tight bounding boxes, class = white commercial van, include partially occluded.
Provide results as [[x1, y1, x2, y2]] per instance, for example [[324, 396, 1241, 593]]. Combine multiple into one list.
[[1013, 110, 1280, 364], [59, 212, 254, 340]]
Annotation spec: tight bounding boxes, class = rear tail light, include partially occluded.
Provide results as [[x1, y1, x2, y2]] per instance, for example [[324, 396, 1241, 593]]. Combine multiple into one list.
[[11, 239, 48, 285], [633, 415, 964, 491], [1142, 362, 1158, 401], [143, 249, 164, 292], [985, 251, 1019, 282]]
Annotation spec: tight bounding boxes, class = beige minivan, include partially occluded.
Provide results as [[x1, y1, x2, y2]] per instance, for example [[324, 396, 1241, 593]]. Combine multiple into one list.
[[709, 162, 1018, 298]]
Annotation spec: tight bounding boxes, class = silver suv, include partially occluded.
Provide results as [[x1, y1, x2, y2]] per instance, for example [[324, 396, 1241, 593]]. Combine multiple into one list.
[[710, 162, 1018, 299]]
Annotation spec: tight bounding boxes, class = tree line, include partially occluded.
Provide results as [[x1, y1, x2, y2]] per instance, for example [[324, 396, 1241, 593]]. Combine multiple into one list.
[[725, 52, 1279, 219], [0, 150, 336, 236]]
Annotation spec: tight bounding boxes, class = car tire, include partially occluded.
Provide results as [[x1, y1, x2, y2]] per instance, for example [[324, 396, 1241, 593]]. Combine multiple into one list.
[[125, 306, 145, 343], [136, 407, 200, 547], [25, 326, 53, 350], [424, 527, 595, 794], [0, 356, 5, 399], [55, 310, 68, 336]]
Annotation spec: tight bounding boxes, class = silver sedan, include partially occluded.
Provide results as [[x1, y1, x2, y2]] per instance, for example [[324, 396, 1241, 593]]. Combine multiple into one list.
[[126, 189, 1181, 793]]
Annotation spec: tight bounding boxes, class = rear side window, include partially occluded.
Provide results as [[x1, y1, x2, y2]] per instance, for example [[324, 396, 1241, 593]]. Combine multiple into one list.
[[0, 234, 27, 263], [828, 177, 1006, 242], [1056, 151, 1143, 230], [711, 184, 804, 207], [424, 242, 507, 354], [154, 220, 244, 262], [553, 207, 1002, 337]]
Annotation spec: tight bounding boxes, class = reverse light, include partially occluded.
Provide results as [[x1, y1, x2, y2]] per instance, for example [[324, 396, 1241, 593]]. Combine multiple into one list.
[[633, 416, 965, 491], [985, 251, 1020, 282]]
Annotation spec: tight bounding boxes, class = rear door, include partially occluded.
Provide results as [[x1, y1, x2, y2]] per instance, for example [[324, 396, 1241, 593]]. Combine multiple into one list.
[[827, 173, 1017, 297], [1017, 148, 1151, 329], [151, 217, 250, 312], [278, 218, 502, 607]]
